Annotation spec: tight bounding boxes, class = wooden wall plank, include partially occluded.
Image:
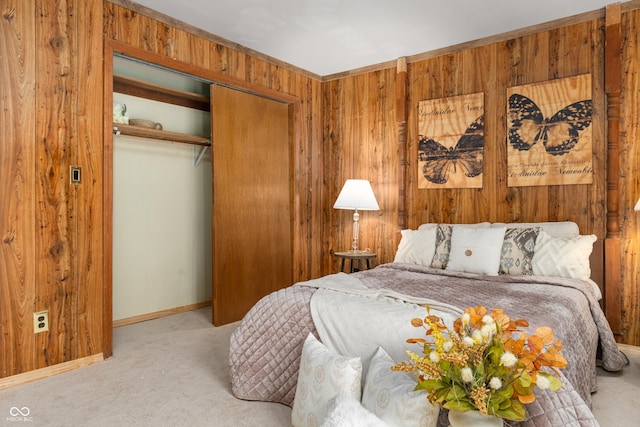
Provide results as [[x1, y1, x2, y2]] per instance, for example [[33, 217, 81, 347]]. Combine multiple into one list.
[[74, 0, 104, 359], [620, 7, 640, 344], [605, 4, 623, 335], [0, 0, 37, 377], [34, 0, 76, 367], [396, 58, 408, 232]]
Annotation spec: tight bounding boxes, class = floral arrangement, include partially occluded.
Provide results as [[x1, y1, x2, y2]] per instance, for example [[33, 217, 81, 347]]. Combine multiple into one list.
[[392, 305, 567, 421], [113, 102, 129, 124]]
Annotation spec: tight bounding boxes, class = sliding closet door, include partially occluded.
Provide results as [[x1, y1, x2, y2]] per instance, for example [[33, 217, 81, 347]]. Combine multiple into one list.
[[211, 85, 292, 325]]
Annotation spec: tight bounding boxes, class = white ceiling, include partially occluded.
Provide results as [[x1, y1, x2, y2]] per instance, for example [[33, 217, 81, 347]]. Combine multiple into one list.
[[133, 0, 613, 76]]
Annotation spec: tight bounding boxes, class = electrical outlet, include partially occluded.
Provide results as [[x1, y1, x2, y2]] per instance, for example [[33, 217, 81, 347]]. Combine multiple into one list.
[[33, 310, 49, 333]]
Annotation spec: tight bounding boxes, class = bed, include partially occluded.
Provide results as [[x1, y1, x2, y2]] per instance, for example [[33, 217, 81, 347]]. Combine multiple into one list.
[[229, 221, 627, 427]]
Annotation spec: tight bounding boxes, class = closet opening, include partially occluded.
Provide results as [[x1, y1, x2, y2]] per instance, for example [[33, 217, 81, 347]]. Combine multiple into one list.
[[103, 42, 300, 357], [111, 55, 213, 328]]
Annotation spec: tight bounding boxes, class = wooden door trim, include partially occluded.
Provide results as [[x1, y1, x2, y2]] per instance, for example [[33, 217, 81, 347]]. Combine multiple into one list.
[[102, 47, 114, 357], [102, 39, 301, 355], [108, 40, 299, 104]]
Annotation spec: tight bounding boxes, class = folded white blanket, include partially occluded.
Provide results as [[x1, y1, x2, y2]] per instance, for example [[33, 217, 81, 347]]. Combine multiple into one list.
[[299, 272, 463, 373]]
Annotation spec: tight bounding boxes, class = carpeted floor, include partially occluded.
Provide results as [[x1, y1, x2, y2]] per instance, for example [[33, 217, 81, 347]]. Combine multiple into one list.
[[0, 307, 638, 426]]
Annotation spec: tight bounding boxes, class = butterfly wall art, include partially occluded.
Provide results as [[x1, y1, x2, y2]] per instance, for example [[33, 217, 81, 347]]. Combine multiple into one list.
[[506, 74, 593, 187], [417, 92, 485, 189]]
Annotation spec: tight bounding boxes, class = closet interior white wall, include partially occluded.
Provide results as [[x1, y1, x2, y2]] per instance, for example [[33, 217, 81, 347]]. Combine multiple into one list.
[[112, 56, 213, 325]]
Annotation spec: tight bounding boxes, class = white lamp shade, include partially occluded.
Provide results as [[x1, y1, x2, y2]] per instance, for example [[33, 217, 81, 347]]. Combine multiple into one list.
[[635, 198, 640, 211], [333, 179, 380, 211]]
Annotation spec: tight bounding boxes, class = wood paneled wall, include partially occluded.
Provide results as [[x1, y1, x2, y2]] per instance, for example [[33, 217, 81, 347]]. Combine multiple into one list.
[[323, 69, 399, 268], [620, 8, 640, 348], [1, 0, 323, 381], [2, 0, 640, 384], [324, 9, 640, 346], [1, 0, 104, 379], [1, 0, 37, 378], [405, 20, 605, 233], [325, 19, 605, 267]]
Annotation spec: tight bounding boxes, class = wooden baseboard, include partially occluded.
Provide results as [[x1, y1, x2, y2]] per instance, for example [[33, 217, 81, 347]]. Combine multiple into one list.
[[619, 343, 640, 355], [112, 301, 211, 328], [0, 353, 104, 391]]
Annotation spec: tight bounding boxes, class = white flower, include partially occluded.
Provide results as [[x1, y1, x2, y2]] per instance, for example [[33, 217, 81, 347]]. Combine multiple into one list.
[[481, 324, 496, 339], [442, 340, 454, 352], [462, 313, 471, 324], [461, 367, 474, 383], [537, 375, 550, 389], [429, 351, 440, 363], [472, 329, 483, 344], [489, 376, 502, 390], [112, 103, 129, 124], [500, 351, 518, 367], [482, 315, 494, 325], [463, 336, 475, 348]]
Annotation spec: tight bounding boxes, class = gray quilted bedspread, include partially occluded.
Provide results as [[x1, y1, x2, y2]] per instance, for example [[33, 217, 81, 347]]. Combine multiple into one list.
[[229, 263, 627, 427]]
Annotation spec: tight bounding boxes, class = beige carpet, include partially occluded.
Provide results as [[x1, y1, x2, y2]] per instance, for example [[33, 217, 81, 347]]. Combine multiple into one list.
[[0, 307, 637, 426]]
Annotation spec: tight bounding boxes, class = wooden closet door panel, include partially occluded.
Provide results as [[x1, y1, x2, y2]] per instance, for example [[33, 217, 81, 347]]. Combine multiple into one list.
[[211, 85, 292, 325]]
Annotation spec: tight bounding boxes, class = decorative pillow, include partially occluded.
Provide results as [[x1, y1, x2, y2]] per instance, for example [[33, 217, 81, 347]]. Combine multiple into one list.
[[499, 227, 540, 275], [446, 227, 506, 275], [532, 231, 596, 280], [291, 333, 363, 427], [490, 221, 579, 238], [418, 222, 491, 230], [394, 228, 438, 266], [362, 347, 439, 427], [322, 391, 389, 427], [430, 224, 452, 269]]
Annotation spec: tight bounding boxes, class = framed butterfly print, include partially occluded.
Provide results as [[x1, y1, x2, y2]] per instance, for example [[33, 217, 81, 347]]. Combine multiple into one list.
[[507, 74, 593, 187], [417, 92, 484, 189]]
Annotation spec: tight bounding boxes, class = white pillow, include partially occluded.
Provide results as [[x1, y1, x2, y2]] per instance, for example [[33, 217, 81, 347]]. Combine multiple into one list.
[[394, 228, 437, 266], [362, 347, 439, 427], [322, 392, 389, 427], [418, 222, 490, 230], [291, 333, 363, 427], [446, 227, 506, 275], [491, 221, 579, 238], [532, 231, 596, 280]]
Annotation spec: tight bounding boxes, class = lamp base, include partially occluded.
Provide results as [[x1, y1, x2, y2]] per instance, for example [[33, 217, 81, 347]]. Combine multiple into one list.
[[351, 209, 360, 252]]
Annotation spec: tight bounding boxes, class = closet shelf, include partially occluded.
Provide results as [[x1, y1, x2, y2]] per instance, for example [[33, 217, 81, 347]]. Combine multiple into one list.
[[113, 123, 210, 147], [114, 74, 210, 112]]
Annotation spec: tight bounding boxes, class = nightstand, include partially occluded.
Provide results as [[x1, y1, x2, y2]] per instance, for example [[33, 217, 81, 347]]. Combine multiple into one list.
[[334, 251, 376, 273]]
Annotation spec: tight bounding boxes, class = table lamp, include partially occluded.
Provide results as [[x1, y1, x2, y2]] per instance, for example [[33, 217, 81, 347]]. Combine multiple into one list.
[[333, 179, 380, 253]]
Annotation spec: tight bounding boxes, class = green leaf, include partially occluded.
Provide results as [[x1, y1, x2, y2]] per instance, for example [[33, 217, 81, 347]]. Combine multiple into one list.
[[519, 372, 533, 387], [416, 379, 446, 391], [539, 372, 563, 392], [495, 400, 526, 421], [497, 397, 512, 410], [514, 377, 534, 395], [495, 384, 513, 399], [445, 384, 467, 401], [443, 399, 476, 412]]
